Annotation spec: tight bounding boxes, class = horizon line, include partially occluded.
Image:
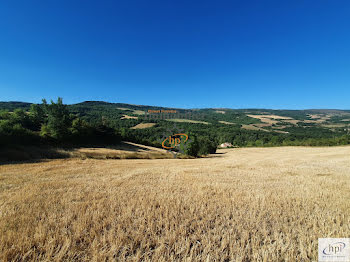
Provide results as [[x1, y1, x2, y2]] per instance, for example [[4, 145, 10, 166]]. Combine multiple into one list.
[[0, 100, 349, 111]]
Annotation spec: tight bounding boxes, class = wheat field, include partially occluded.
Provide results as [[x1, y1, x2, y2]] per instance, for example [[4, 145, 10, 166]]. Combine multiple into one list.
[[0, 146, 349, 261]]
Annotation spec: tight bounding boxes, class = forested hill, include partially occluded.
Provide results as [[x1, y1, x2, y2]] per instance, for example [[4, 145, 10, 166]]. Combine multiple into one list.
[[1, 100, 350, 154], [1, 100, 349, 116], [1, 100, 349, 131], [0, 102, 32, 111]]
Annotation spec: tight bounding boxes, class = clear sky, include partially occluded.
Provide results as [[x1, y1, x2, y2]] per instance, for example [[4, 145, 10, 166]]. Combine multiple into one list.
[[0, 1, 349, 109]]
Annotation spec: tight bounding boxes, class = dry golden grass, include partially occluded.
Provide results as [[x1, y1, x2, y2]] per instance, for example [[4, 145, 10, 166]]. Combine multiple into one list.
[[166, 119, 209, 125], [305, 114, 332, 124], [70, 142, 171, 160], [241, 124, 269, 132], [304, 119, 329, 124], [246, 115, 301, 128], [307, 114, 331, 120], [307, 114, 323, 119], [247, 115, 279, 125], [254, 123, 273, 128], [272, 130, 290, 134], [283, 120, 299, 125], [0, 142, 171, 163], [265, 115, 293, 120], [1, 146, 350, 261], [247, 114, 293, 120], [130, 123, 156, 129], [132, 110, 146, 115], [321, 124, 347, 128], [121, 115, 138, 120], [117, 108, 145, 115], [70, 147, 172, 160], [271, 126, 287, 129], [219, 121, 235, 125]]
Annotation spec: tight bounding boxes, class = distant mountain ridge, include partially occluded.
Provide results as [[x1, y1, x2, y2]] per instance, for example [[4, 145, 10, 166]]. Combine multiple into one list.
[[0, 101, 348, 112]]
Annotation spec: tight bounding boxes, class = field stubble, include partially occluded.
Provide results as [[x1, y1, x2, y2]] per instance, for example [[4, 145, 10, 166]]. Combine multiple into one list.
[[0, 146, 349, 261]]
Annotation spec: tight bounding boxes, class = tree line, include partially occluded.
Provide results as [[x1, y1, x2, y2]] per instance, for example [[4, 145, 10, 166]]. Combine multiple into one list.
[[0, 98, 217, 157], [1, 98, 350, 159], [0, 98, 122, 148]]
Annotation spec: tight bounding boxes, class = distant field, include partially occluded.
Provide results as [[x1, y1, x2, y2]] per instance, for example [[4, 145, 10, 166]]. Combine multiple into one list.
[[166, 119, 209, 124], [131, 123, 156, 129], [120, 114, 138, 119], [132, 110, 146, 115], [321, 124, 348, 128], [117, 107, 145, 115], [273, 129, 290, 134], [1, 146, 349, 261], [241, 124, 269, 132], [307, 114, 331, 121], [247, 114, 293, 120], [283, 119, 300, 125], [219, 120, 235, 125], [247, 115, 280, 125]]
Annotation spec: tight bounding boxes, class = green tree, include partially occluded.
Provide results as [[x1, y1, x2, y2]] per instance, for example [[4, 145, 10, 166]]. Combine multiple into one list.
[[197, 136, 217, 155], [42, 97, 72, 139], [29, 103, 45, 130], [183, 134, 200, 157]]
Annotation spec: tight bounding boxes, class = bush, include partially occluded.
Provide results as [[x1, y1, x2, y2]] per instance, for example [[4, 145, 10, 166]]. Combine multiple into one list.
[[181, 135, 217, 157], [183, 134, 200, 157], [197, 136, 217, 155]]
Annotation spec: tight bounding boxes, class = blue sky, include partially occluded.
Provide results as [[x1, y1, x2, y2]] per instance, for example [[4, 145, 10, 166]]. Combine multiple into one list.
[[0, 0, 349, 109]]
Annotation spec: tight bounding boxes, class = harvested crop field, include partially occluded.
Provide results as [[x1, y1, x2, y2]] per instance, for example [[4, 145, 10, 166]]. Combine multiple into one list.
[[219, 120, 235, 125], [0, 146, 349, 261], [241, 124, 269, 132], [130, 123, 156, 129], [121, 114, 138, 119], [70, 143, 171, 160], [166, 119, 209, 125], [247, 114, 293, 120]]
